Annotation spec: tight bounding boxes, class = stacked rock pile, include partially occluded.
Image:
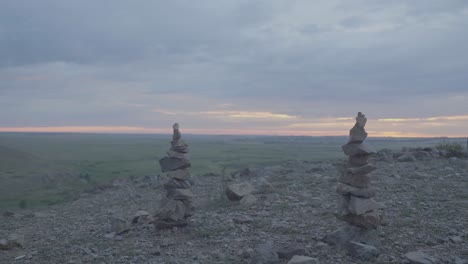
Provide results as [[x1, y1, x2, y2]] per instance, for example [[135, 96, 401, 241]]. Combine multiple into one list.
[[326, 112, 384, 259], [154, 123, 194, 229]]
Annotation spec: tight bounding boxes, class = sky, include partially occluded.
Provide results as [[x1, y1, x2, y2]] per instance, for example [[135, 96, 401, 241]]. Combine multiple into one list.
[[1, 0, 467, 137]]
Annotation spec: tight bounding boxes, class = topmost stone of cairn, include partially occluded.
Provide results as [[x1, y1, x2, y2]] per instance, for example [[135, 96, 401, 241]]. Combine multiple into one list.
[[348, 112, 368, 144], [172, 123, 181, 141]]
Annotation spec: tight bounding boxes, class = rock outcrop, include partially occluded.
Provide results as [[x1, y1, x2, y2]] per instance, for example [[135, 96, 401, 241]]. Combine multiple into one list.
[[154, 123, 194, 229]]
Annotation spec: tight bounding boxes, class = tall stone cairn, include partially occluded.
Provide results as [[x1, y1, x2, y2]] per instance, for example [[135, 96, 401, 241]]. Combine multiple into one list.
[[336, 112, 384, 229], [154, 123, 195, 229], [325, 112, 385, 251]]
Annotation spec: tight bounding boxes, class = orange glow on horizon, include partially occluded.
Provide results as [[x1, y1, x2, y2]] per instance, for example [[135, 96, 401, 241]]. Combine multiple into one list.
[[0, 126, 465, 138]]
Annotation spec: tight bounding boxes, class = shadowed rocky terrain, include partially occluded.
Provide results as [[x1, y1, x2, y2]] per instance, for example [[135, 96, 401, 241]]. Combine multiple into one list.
[[1, 151, 467, 264]]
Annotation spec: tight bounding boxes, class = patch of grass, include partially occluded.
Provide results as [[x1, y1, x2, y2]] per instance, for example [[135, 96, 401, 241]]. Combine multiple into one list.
[[1, 133, 466, 209], [436, 142, 467, 158]]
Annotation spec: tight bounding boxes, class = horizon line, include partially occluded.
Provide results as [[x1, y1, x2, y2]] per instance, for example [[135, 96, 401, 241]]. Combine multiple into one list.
[[0, 126, 465, 139]]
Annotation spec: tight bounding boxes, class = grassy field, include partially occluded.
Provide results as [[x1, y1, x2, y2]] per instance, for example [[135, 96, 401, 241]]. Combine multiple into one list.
[[0, 132, 465, 209]]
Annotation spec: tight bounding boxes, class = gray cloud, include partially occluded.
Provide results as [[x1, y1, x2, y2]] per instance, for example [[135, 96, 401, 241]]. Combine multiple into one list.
[[0, 0, 467, 133]]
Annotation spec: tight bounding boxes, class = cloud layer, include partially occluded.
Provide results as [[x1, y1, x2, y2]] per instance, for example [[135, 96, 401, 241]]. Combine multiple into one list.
[[1, 1, 467, 136]]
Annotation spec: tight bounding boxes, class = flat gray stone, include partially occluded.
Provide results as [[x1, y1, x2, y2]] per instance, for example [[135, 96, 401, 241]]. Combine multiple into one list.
[[159, 157, 191, 172], [348, 197, 385, 215], [347, 164, 376, 175], [167, 150, 190, 161], [405, 251, 436, 264], [342, 143, 374, 156], [337, 211, 382, 229], [166, 169, 191, 180], [336, 183, 376, 198], [287, 255, 319, 264], [163, 178, 192, 190], [171, 139, 188, 153], [339, 172, 370, 188], [109, 217, 130, 234], [349, 155, 370, 167]]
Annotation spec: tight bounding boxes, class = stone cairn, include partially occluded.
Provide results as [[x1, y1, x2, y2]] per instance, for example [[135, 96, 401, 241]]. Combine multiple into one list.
[[154, 123, 194, 229], [326, 112, 384, 253]]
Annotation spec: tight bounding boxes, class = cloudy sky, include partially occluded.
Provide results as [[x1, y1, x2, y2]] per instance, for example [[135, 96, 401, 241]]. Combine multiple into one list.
[[1, 0, 467, 137]]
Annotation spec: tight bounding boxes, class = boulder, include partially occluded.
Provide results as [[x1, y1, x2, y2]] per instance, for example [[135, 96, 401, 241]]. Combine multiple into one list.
[[346, 241, 379, 260], [110, 217, 130, 234], [404, 251, 436, 264], [250, 241, 279, 264], [287, 255, 319, 264], [132, 210, 151, 224], [159, 157, 191, 172], [226, 182, 255, 201], [254, 179, 275, 194]]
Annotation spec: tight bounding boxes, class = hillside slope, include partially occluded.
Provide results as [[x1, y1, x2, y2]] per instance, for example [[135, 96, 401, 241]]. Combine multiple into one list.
[[1, 157, 467, 263]]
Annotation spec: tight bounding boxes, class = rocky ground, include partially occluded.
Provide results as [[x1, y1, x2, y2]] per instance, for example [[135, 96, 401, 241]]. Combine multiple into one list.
[[1, 152, 467, 264]]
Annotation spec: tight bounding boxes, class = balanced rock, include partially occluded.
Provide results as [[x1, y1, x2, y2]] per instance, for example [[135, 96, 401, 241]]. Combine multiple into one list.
[[328, 112, 383, 256], [166, 169, 192, 181], [159, 157, 191, 172], [336, 183, 376, 198], [154, 123, 194, 229], [337, 211, 382, 229], [167, 150, 190, 161], [347, 196, 385, 215], [342, 143, 374, 157], [338, 172, 371, 188]]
